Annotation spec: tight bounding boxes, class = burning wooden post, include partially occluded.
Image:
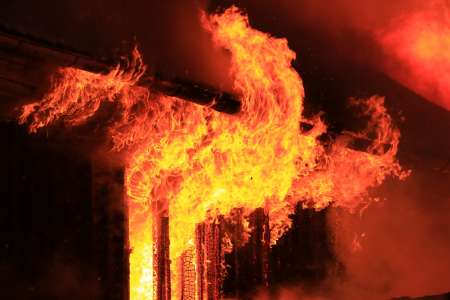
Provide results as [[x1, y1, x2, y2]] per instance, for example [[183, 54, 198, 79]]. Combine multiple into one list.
[[195, 218, 222, 300], [269, 203, 337, 287], [248, 208, 270, 288], [153, 201, 171, 300], [221, 208, 245, 299], [179, 248, 196, 300], [232, 209, 244, 298], [222, 208, 270, 298], [177, 217, 224, 300]]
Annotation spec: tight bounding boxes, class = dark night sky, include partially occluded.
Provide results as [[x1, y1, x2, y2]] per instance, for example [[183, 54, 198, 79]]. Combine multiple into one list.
[[1, 1, 449, 299]]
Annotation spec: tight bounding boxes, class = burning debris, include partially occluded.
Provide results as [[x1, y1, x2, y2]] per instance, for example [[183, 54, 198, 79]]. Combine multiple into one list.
[[15, 6, 409, 300]]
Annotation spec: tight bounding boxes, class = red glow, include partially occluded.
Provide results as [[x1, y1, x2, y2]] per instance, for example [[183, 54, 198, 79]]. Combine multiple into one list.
[[376, 2, 450, 110]]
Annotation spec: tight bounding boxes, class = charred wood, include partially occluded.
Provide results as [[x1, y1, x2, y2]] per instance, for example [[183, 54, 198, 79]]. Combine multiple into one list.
[[153, 202, 171, 300], [0, 26, 241, 116], [180, 248, 196, 300], [196, 219, 222, 300], [269, 203, 339, 289], [249, 208, 270, 288], [91, 160, 129, 300]]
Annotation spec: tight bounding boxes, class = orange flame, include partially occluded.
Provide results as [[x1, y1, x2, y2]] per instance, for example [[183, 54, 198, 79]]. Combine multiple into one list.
[[18, 7, 408, 300]]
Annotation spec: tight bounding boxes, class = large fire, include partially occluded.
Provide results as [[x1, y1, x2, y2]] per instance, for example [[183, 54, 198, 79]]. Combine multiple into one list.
[[18, 7, 408, 300]]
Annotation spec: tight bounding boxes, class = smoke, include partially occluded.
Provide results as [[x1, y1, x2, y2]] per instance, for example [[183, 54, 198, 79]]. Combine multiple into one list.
[[0, 253, 100, 300], [205, 2, 450, 298], [327, 171, 450, 298], [273, 0, 426, 31], [326, 93, 450, 298], [35, 255, 101, 300], [375, 1, 450, 111], [220, 0, 449, 110], [0, 0, 233, 90], [251, 170, 450, 299], [255, 95, 450, 299], [3, 1, 449, 298]]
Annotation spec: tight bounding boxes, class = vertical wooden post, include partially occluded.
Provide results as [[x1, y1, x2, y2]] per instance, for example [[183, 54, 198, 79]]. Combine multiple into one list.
[[223, 208, 269, 297], [222, 208, 244, 299], [179, 248, 196, 300], [206, 221, 221, 300], [153, 201, 171, 300], [250, 208, 270, 288], [196, 224, 206, 299], [196, 219, 222, 300]]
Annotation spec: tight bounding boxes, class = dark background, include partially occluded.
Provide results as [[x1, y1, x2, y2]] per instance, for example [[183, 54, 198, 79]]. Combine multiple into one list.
[[0, 0, 449, 299]]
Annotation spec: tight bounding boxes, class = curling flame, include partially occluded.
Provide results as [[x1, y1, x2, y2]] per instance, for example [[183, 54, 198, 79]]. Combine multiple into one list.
[[18, 7, 408, 300], [18, 50, 146, 132]]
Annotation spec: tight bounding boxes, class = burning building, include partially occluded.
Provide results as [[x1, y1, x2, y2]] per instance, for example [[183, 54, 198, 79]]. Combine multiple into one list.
[[1, 1, 449, 300]]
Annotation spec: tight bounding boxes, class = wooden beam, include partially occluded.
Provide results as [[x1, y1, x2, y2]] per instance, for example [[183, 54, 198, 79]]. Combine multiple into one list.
[[0, 27, 241, 115]]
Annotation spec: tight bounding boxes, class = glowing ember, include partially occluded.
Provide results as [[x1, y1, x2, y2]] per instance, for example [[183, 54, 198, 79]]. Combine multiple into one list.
[[18, 7, 408, 300]]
